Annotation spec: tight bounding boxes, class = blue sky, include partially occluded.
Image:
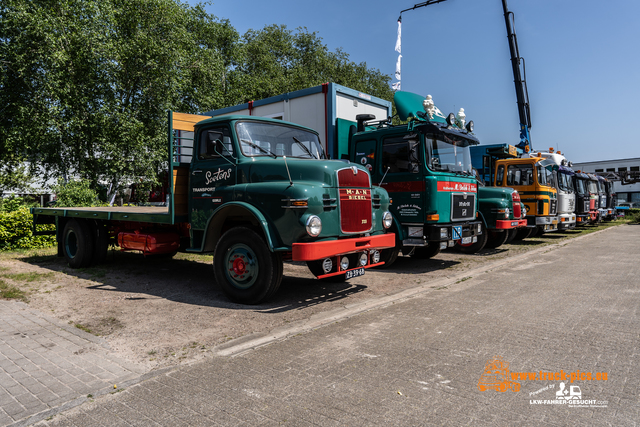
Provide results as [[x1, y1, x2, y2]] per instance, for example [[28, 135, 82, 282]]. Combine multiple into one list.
[[193, 0, 640, 163]]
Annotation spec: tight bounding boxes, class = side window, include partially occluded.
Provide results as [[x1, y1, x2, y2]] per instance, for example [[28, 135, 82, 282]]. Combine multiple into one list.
[[198, 127, 233, 160], [354, 139, 376, 174], [381, 136, 418, 174], [496, 165, 505, 186]]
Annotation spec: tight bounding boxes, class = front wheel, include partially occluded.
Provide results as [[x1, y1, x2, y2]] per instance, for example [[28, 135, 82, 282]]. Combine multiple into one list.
[[376, 247, 400, 268], [457, 224, 488, 254], [485, 229, 509, 249], [505, 228, 518, 244], [213, 227, 282, 304], [411, 244, 441, 259]]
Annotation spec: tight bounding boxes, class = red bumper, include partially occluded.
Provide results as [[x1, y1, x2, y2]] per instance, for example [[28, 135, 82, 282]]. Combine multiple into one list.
[[292, 233, 395, 261], [495, 219, 528, 230]]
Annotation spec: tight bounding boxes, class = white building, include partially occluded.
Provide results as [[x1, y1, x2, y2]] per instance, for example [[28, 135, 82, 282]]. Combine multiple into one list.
[[572, 157, 640, 205]]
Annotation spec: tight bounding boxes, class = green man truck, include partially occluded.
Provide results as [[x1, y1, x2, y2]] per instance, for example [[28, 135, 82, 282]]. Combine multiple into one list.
[[345, 91, 526, 261], [32, 112, 395, 304]]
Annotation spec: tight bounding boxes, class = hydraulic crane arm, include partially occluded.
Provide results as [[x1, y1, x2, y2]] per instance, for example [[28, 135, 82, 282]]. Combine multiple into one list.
[[502, 0, 532, 152]]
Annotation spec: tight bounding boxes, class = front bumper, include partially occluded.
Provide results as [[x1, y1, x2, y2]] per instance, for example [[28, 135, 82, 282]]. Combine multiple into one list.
[[292, 233, 395, 261], [495, 219, 528, 230], [557, 213, 576, 230]]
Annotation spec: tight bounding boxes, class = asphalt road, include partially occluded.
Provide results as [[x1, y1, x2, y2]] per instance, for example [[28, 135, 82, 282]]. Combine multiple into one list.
[[19, 224, 640, 426]]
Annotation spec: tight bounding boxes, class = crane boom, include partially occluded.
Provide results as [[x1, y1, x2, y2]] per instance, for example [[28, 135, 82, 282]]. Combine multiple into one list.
[[502, 0, 532, 151]]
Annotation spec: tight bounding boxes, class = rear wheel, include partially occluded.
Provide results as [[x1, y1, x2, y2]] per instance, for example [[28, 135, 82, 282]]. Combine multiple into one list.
[[62, 219, 94, 268], [485, 230, 509, 249], [213, 227, 282, 304], [91, 221, 109, 266], [457, 224, 488, 254], [411, 244, 441, 259]]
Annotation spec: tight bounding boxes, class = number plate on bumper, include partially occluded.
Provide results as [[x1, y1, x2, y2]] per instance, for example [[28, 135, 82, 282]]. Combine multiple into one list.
[[345, 268, 365, 279]]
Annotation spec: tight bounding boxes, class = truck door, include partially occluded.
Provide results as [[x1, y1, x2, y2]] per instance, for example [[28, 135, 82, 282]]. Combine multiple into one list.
[[189, 126, 236, 233], [370, 135, 424, 224]]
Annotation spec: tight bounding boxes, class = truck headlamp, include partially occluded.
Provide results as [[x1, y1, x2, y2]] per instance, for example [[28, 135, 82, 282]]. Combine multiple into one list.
[[382, 211, 393, 229], [440, 228, 448, 239], [504, 207, 510, 218], [359, 252, 368, 266], [466, 121, 474, 132], [446, 113, 456, 126], [305, 215, 322, 237], [340, 256, 350, 271]]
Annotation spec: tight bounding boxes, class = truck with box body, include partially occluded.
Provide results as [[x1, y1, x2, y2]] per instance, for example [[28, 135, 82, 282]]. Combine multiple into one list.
[[32, 113, 395, 304]]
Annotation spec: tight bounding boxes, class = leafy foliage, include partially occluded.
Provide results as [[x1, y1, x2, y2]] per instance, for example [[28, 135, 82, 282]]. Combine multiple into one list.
[[1, 0, 393, 196], [0, 207, 55, 251], [51, 178, 98, 207]]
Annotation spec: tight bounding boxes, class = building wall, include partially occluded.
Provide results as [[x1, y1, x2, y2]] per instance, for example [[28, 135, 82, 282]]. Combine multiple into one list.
[[572, 157, 640, 205]]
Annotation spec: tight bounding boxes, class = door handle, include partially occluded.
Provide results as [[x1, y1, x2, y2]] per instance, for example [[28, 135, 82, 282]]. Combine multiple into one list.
[[192, 170, 203, 175]]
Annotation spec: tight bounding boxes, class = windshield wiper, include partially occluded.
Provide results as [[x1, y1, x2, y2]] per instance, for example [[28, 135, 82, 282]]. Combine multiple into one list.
[[240, 139, 277, 158], [292, 137, 317, 159]]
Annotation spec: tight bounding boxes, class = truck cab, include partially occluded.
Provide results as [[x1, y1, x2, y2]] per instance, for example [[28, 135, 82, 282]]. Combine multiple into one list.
[[586, 174, 602, 223], [346, 92, 484, 262], [573, 172, 592, 226], [493, 156, 559, 235], [534, 150, 576, 231]]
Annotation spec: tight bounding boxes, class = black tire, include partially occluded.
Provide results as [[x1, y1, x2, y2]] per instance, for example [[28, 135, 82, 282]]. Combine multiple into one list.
[[411, 244, 441, 259], [213, 227, 282, 304], [376, 247, 400, 268], [505, 228, 518, 244], [457, 224, 488, 254], [529, 226, 540, 237], [91, 221, 109, 266], [513, 227, 532, 241], [62, 219, 94, 268], [485, 229, 509, 249]]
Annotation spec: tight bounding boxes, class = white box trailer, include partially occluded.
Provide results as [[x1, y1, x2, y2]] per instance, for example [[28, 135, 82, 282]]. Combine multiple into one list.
[[204, 83, 392, 159]]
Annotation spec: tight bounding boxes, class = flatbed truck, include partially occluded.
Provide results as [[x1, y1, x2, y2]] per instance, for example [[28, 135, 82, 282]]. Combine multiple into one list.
[[32, 113, 395, 304]]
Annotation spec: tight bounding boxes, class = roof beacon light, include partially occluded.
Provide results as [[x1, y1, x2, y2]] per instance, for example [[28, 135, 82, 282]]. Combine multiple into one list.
[[423, 95, 436, 119], [456, 108, 466, 129]]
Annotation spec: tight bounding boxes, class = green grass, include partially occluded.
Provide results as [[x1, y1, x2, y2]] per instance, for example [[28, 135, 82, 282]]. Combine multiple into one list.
[[0, 279, 28, 301], [0, 272, 55, 282]]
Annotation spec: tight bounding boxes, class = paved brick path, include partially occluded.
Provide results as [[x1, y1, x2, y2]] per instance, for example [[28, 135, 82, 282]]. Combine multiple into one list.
[[0, 302, 146, 427], [5, 225, 640, 426]]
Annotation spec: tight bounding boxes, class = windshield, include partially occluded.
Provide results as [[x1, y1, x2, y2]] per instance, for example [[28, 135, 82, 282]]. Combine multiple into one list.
[[558, 172, 574, 193], [235, 121, 326, 159], [588, 180, 598, 194], [425, 134, 473, 174], [537, 164, 557, 187], [574, 178, 588, 196]]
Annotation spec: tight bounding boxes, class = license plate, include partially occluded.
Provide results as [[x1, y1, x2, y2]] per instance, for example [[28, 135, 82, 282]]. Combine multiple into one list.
[[552, 220, 558, 224], [461, 236, 472, 244], [511, 221, 518, 227], [345, 268, 365, 279]]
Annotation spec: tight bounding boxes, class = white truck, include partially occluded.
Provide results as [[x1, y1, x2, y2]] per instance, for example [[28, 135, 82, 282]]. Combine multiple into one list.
[[529, 149, 576, 231]]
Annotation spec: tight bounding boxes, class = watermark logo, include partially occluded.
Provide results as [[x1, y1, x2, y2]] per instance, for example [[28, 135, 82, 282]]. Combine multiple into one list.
[[477, 356, 521, 393]]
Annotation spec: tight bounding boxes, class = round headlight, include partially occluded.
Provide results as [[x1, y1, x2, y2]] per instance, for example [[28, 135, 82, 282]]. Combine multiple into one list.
[[446, 112, 456, 126], [322, 258, 332, 273], [505, 207, 510, 218], [359, 252, 368, 266], [382, 211, 393, 229], [306, 215, 322, 237], [370, 250, 381, 264], [340, 256, 349, 271], [466, 120, 474, 132]]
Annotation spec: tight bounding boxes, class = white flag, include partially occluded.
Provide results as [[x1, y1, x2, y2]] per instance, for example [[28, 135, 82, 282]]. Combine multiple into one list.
[[392, 81, 401, 91], [395, 54, 402, 80], [395, 17, 402, 53]]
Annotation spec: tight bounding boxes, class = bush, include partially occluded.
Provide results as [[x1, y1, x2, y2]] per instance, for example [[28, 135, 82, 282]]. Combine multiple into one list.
[[0, 195, 38, 213], [0, 207, 55, 251], [627, 208, 640, 224], [52, 178, 98, 207]]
